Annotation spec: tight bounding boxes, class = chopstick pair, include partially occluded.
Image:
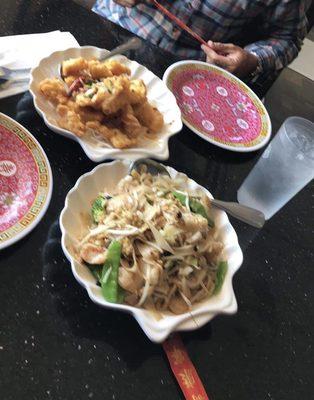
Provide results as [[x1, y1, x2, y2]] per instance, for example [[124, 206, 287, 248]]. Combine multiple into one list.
[[151, 0, 209, 47]]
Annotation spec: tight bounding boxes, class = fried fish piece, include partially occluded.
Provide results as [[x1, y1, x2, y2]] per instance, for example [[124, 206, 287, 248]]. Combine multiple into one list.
[[39, 57, 164, 149], [133, 101, 164, 133], [76, 76, 130, 115], [57, 104, 86, 137], [110, 129, 137, 148], [121, 104, 148, 138], [88, 60, 113, 79], [39, 78, 68, 104], [86, 120, 136, 148], [75, 106, 104, 123], [61, 57, 88, 77], [64, 75, 77, 86], [104, 60, 131, 76], [127, 79, 147, 105]]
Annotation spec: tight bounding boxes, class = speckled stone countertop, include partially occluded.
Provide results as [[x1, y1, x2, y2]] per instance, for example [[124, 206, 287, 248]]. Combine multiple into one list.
[[0, 1, 313, 399]]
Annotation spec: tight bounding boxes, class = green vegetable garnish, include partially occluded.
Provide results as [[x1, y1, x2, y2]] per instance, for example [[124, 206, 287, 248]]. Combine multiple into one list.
[[90, 265, 103, 282], [101, 240, 122, 303], [91, 195, 106, 223], [189, 198, 213, 225], [117, 287, 124, 303], [172, 191, 186, 205], [214, 261, 228, 294], [173, 191, 215, 228]]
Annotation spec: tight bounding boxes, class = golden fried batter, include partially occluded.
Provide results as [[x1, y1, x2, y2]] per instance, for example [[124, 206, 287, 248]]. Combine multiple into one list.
[[39, 58, 164, 149], [61, 57, 88, 76], [104, 60, 131, 76], [133, 101, 164, 133]]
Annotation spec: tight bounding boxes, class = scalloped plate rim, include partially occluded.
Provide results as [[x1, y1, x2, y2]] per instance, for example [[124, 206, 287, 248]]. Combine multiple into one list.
[[163, 60, 272, 153], [59, 160, 243, 342], [0, 113, 53, 250]]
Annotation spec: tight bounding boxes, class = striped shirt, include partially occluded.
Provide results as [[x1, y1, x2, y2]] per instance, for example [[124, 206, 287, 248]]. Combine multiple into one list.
[[93, 0, 308, 86]]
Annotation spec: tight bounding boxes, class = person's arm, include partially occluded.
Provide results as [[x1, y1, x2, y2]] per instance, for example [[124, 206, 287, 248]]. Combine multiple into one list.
[[202, 0, 307, 79], [113, 0, 146, 6], [244, 0, 307, 74]]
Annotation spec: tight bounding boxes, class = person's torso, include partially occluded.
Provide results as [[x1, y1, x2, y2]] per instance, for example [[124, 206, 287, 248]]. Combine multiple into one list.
[[93, 0, 275, 58]]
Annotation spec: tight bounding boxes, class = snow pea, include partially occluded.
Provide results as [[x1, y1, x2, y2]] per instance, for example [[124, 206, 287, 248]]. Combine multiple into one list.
[[173, 191, 215, 228], [214, 261, 228, 294], [101, 240, 122, 303]]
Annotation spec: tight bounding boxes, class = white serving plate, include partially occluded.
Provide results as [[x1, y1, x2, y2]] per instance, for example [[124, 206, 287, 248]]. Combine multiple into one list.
[[29, 47, 182, 162], [60, 160, 243, 342]]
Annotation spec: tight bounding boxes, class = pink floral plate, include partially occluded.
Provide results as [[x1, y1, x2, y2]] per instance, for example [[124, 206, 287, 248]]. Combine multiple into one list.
[[163, 61, 271, 152], [0, 113, 52, 250]]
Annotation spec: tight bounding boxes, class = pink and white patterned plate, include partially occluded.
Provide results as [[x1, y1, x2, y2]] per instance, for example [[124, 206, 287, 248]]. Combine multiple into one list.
[[163, 61, 271, 152], [0, 113, 52, 250]]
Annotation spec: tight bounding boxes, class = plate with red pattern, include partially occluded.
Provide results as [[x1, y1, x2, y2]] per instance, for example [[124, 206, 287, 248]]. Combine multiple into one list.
[[163, 61, 271, 152], [0, 113, 52, 250]]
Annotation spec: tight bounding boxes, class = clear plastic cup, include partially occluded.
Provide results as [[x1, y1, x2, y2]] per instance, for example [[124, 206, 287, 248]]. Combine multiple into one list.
[[237, 117, 314, 220]]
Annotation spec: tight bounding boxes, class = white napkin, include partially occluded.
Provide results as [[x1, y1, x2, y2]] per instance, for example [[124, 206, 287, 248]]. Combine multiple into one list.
[[0, 31, 79, 99]]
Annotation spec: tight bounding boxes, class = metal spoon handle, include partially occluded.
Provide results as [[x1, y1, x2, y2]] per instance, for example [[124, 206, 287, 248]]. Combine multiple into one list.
[[100, 37, 142, 61], [211, 199, 265, 228], [129, 158, 169, 176]]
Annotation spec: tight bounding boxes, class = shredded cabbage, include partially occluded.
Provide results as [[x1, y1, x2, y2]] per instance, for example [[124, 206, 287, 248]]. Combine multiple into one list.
[[77, 169, 225, 314]]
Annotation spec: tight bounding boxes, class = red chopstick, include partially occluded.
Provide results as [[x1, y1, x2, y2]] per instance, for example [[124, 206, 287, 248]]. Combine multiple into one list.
[[163, 334, 211, 400], [152, 0, 209, 47]]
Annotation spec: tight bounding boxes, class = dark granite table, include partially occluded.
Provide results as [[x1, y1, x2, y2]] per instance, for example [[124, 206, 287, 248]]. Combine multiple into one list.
[[0, 1, 313, 399]]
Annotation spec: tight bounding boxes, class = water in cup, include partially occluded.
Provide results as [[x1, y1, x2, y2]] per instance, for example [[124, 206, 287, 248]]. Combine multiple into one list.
[[238, 117, 314, 220]]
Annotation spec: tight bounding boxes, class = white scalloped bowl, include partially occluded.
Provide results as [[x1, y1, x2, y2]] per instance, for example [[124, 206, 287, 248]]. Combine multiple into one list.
[[29, 47, 182, 162], [60, 160, 243, 342]]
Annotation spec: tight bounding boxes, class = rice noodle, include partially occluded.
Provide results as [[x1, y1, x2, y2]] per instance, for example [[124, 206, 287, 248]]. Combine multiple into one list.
[[145, 220, 174, 254], [77, 170, 225, 314]]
